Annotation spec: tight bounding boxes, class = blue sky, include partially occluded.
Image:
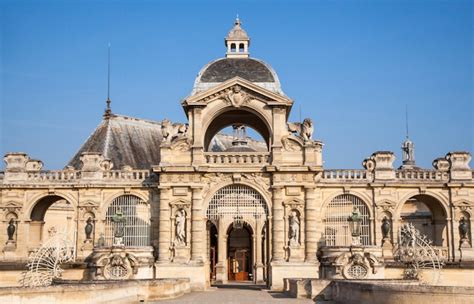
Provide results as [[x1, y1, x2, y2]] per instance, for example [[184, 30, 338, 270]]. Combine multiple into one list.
[[1, 0, 472, 169]]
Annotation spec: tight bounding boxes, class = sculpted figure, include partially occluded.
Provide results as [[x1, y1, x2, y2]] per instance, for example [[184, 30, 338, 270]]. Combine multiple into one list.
[[287, 118, 314, 142], [175, 210, 186, 245], [161, 119, 188, 143], [7, 218, 16, 241], [289, 211, 300, 245], [85, 217, 94, 240]]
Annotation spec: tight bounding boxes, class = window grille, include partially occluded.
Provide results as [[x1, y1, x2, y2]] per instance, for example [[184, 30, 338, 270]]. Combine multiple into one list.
[[323, 194, 371, 246], [206, 185, 268, 220], [105, 195, 150, 247]]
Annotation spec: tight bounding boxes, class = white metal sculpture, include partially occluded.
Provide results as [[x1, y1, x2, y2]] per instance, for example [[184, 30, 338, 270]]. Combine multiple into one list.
[[20, 229, 75, 287], [394, 223, 444, 284]]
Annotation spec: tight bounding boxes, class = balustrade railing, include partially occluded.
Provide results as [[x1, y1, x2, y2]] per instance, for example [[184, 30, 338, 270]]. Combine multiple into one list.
[[395, 170, 449, 181], [204, 152, 270, 165], [102, 170, 150, 181], [322, 170, 370, 181], [27, 170, 81, 181]]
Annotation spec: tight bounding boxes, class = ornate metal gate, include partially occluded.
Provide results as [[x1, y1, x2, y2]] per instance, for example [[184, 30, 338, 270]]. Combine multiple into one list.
[[324, 194, 371, 246], [206, 185, 268, 220], [104, 195, 150, 247]]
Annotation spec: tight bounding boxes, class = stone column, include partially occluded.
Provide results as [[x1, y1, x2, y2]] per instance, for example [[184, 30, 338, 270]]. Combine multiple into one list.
[[305, 186, 318, 262], [191, 186, 205, 263], [215, 218, 228, 283], [272, 186, 285, 262], [157, 187, 171, 263], [254, 220, 265, 283]]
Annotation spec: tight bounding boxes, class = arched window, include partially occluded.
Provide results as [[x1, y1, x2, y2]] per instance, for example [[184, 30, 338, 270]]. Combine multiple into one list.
[[324, 194, 371, 246], [239, 43, 245, 52], [206, 185, 268, 220], [105, 195, 150, 247]]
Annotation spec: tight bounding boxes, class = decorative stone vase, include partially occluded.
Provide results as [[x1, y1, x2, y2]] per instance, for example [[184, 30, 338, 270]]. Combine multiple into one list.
[[459, 217, 469, 240], [85, 217, 94, 240], [381, 217, 391, 239]]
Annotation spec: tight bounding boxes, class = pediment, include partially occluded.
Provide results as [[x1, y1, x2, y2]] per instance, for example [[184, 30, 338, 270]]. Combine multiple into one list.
[[1, 201, 23, 208], [183, 77, 293, 107]]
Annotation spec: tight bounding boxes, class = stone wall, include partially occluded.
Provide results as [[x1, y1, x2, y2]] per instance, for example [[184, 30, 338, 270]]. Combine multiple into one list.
[[287, 278, 474, 304], [0, 278, 190, 304]]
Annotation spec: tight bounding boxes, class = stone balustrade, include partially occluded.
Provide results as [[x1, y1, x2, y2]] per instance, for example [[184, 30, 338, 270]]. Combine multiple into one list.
[[395, 170, 449, 181], [0, 169, 153, 184], [103, 170, 151, 180], [27, 170, 81, 182], [204, 152, 270, 165], [322, 170, 370, 181]]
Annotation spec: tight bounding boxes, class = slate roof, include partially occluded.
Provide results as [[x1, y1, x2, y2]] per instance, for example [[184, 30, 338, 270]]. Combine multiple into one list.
[[200, 58, 275, 83], [68, 114, 267, 170], [68, 114, 163, 170]]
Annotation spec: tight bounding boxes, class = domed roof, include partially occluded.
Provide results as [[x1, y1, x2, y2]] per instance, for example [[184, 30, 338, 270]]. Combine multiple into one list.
[[190, 18, 285, 96], [192, 57, 284, 95], [201, 58, 274, 83]]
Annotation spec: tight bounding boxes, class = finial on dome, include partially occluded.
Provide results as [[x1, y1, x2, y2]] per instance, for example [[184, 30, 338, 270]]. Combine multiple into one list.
[[225, 17, 250, 59]]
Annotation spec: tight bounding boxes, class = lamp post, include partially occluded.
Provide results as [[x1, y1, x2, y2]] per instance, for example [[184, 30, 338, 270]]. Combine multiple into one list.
[[348, 207, 362, 246]]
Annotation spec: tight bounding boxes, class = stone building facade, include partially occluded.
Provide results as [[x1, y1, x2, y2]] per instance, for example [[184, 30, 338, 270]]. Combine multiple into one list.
[[1, 19, 473, 290]]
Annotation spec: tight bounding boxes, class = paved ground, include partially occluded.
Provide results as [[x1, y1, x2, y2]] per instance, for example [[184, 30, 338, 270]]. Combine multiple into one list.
[[156, 282, 318, 304]]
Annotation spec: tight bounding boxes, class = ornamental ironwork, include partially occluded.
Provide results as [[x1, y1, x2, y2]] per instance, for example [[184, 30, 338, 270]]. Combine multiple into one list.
[[394, 223, 444, 284], [20, 229, 75, 287]]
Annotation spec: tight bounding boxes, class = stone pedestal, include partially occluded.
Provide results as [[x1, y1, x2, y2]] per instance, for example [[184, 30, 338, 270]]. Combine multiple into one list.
[[381, 238, 393, 259]]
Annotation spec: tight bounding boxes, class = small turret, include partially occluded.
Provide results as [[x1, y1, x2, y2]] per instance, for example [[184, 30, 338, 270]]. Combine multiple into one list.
[[225, 17, 250, 59]]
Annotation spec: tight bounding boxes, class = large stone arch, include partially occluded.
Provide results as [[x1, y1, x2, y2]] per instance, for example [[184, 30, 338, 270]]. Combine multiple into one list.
[[395, 191, 450, 221], [321, 192, 373, 246], [320, 190, 374, 220], [396, 192, 449, 247], [202, 105, 272, 151], [203, 181, 272, 218], [26, 191, 78, 221], [99, 190, 150, 220]]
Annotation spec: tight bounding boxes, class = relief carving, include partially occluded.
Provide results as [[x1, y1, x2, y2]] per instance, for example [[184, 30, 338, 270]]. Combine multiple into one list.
[[223, 85, 251, 108]]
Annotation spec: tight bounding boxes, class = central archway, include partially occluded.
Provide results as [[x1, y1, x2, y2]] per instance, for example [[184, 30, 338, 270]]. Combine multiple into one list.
[[206, 184, 269, 284], [203, 108, 271, 151]]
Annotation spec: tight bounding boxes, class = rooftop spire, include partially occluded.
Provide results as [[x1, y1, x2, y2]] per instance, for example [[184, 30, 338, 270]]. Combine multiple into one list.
[[104, 43, 112, 118], [225, 17, 250, 59], [400, 105, 417, 169]]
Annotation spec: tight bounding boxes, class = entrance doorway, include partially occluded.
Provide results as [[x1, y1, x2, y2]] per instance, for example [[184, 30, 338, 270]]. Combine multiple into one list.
[[227, 225, 252, 281]]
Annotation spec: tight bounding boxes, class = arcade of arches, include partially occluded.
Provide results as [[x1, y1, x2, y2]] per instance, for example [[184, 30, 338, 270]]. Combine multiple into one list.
[[1, 18, 473, 292]]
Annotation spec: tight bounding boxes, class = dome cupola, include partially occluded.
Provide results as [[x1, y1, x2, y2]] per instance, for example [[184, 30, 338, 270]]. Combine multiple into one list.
[[225, 17, 250, 59]]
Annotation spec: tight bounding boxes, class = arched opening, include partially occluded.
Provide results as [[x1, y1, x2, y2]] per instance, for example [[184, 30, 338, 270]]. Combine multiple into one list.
[[206, 184, 269, 284], [227, 223, 253, 281], [323, 194, 371, 246], [104, 195, 150, 247], [239, 43, 245, 52], [400, 194, 447, 246], [230, 43, 236, 52], [208, 125, 267, 152], [29, 195, 75, 247], [204, 108, 271, 151]]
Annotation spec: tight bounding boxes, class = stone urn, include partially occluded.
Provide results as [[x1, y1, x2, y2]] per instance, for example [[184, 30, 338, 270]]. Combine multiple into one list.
[[381, 217, 391, 239]]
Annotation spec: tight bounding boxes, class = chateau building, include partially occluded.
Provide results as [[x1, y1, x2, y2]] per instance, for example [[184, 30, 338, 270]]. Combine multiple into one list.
[[1, 19, 473, 291]]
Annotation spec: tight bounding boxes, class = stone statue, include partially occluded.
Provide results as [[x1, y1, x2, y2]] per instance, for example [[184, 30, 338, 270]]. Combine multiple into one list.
[[287, 118, 314, 142], [381, 216, 391, 239], [289, 211, 300, 245], [459, 217, 469, 241], [175, 210, 186, 246], [85, 217, 94, 240], [111, 208, 126, 246], [161, 119, 188, 143], [7, 218, 16, 241]]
